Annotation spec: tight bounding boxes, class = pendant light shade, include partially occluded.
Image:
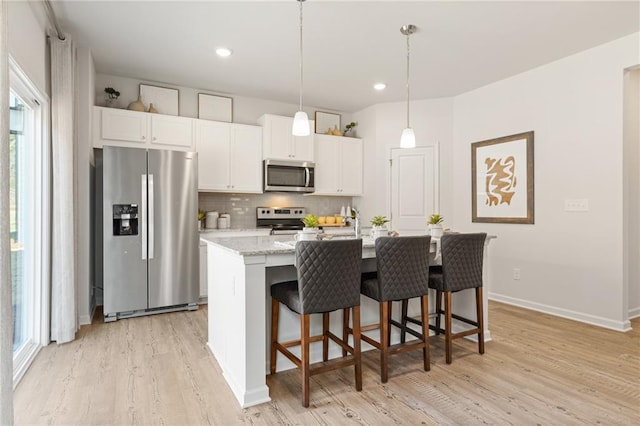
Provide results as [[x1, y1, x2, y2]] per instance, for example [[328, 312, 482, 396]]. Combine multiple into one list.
[[292, 0, 310, 136], [400, 24, 417, 148]]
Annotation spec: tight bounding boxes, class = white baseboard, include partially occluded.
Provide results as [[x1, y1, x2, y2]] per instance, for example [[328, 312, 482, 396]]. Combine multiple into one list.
[[629, 306, 640, 319], [489, 293, 632, 332], [79, 314, 92, 326]]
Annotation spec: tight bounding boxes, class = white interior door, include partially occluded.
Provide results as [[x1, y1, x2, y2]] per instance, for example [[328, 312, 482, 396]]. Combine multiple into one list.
[[390, 146, 439, 231]]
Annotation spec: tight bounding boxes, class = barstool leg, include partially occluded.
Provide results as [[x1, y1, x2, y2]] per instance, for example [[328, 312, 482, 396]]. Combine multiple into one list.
[[435, 290, 443, 335], [301, 314, 311, 407], [322, 312, 330, 362], [352, 305, 363, 391], [270, 298, 279, 375], [445, 292, 453, 364], [387, 301, 393, 346], [380, 301, 390, 383], [400, 299, 408, 344], [420, 294, 430, 371], [476, 287, 485, 355], [342, 308, 350, 357]]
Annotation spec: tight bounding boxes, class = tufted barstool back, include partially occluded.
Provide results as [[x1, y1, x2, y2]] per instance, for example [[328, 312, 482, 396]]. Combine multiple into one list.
[[374, 236, 431, 301], [439, 233, 486, 292]]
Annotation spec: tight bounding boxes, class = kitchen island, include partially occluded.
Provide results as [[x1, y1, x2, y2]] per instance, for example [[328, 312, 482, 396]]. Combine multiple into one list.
[[200, 234, 495, 408]]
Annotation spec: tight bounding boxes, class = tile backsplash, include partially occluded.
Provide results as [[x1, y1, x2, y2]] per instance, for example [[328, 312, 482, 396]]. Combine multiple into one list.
[[199, 193, 354, 229]]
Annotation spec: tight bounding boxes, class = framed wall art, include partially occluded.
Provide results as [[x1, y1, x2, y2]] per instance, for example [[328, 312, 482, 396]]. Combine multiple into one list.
[[198, 93, 233, 122], [139, 84, 179, 116], [314, 111, 340, 134], [471, 131, 534, 224]]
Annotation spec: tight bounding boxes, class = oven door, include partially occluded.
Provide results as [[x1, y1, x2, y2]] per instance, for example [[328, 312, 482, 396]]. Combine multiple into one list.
[[264, 159, 315, 193]]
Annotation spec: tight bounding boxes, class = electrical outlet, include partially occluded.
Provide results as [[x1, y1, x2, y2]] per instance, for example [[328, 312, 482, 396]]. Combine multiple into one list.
[[513, 268, 521, 280], [564, 199, 589, 212]]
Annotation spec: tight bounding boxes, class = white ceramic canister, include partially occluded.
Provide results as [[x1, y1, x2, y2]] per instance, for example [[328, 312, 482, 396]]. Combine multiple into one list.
[[220, 213, 231, 229], [206, 211, 219, 229]]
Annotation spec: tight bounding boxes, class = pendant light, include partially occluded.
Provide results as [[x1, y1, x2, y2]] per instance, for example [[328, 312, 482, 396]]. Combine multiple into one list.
[[400, 24, 417, 148], [292, 0, 310, 136]]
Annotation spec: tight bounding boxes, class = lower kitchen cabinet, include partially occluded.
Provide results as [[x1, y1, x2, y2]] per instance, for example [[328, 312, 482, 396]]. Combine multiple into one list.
[[313, 134, 363, 196], [196, 120, 263, 192], [199, 241, 208, 301]]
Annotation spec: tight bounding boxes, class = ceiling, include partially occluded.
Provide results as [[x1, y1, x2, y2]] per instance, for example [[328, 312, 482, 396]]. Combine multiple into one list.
[[51, 1, 639, 112]]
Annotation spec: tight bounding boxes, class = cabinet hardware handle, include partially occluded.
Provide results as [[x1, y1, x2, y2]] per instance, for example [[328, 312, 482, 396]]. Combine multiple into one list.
[[141, 136, 146, 140]]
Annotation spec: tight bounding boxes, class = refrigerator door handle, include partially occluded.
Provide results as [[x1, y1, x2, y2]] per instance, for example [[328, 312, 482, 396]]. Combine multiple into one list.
[[149, 174, 155, 259], [141, 174, 147, 260]]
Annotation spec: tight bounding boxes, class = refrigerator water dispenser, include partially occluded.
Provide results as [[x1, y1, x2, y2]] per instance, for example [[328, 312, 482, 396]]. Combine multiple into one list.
[[113, 204, 138, 236]]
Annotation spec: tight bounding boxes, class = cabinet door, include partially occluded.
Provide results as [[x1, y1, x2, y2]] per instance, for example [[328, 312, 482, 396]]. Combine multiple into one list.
[[150, 115, 194, 149], [101, 108, 148, 144], [292, 120, 314, 161], [230, 124, 263, 193], [263, 115, 293, 160], [199, 243, 208, 299], [339, 138, 363, 195], [313, 135, 339, 194], [195, 120, 231, 191]]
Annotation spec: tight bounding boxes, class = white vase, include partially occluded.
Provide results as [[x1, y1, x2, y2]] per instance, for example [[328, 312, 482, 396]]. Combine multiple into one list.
[[295, 227, 320, 241], [371, 225, 388, 240], [428, 224, 443, 237]]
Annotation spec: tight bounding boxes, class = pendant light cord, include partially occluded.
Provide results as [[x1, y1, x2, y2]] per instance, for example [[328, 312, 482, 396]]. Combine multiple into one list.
[[405, 30, 410, 129], [298, 0, 304, 112]]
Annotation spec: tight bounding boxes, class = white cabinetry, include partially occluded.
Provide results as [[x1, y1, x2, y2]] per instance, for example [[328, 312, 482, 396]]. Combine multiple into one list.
[[199, 241, 208, 300], [195, 120, 262, 193], [313, 134, 363, 196], [94, 106, 195, 151], [258, 114, 314, 161]]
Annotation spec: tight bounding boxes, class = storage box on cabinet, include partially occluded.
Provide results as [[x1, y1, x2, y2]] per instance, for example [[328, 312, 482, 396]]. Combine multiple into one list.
[[94, 106, 195, 151], [195, 120, 262, 193], [313, 134, 363, 196], [258, 114, 314, 162]]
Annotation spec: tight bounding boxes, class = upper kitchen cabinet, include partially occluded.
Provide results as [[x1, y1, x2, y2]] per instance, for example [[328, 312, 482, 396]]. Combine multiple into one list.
[[313, 134, 363, 196], [94, 106, 195, 151], [258, 114, 314, 162], [195, 120, 263, 193]]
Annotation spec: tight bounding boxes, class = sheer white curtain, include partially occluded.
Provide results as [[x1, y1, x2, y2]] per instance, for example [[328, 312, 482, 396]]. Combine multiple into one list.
[[0, 1, 14, 423], [49, 34, 77, 344]]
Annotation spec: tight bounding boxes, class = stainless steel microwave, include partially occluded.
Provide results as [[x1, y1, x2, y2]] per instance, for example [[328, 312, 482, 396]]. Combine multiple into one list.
[[264, 159, 315, 193]]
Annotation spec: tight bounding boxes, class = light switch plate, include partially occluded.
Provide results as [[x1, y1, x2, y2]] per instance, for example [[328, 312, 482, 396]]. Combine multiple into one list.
[[564, 199, 589, 212]]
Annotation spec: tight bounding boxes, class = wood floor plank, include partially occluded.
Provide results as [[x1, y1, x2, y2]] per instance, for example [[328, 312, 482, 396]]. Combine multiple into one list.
[[14, 302, 640, 425]]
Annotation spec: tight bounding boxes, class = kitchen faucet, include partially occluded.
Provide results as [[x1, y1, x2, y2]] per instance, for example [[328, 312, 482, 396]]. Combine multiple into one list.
[[347, 207, 360, 238]]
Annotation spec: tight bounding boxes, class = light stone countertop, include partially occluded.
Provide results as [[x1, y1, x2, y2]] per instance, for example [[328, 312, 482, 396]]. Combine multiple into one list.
[[199, 234, 376, 257]]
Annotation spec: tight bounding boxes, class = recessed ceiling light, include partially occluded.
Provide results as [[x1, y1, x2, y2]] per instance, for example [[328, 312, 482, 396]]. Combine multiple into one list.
[[216, 47, 233, 57], [374, 83, 387, 91]]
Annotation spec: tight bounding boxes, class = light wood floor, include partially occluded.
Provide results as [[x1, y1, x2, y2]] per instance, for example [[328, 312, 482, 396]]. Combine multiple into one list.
[[14, 302, 640, 425]]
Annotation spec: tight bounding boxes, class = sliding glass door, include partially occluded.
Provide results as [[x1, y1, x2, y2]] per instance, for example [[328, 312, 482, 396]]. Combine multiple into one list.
[[9, 59, 50, 385]]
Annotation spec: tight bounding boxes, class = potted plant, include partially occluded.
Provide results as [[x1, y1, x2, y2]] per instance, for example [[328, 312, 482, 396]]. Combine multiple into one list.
[[427, 213, 444, 237], [297, 214, 320, 241], [371, 215, 390, 240], [198, 210, 206, 230], [104, 87, 120, 108], [343, 121, 358, 136]]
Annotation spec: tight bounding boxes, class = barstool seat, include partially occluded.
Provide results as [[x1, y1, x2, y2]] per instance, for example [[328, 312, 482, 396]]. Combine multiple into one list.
[[270, 239, 363, 407], [345, 236, 431, 383]]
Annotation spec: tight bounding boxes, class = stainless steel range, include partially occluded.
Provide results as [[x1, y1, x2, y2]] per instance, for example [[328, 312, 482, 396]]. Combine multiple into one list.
[[256, 207, 307, 235]]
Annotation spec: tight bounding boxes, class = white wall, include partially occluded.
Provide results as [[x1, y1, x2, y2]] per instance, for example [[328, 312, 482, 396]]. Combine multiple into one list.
[[624, 68, 640, 318], [8, 1, 49, 95], [352, 98, 454, 226], [94, 73, 352, 127], [451, 33, 640, 330]]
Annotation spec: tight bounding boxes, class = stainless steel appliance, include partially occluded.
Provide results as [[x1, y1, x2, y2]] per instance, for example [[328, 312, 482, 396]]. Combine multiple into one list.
[[95, 146, 199, 322], [264, 159, 315, 193], [256, 207, 307, 234]]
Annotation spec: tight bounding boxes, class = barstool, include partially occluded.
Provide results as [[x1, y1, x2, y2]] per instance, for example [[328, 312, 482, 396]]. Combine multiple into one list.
[[345, 236, 431, 383], [270, 239, 363, 407], [401, 232, 487, 364]]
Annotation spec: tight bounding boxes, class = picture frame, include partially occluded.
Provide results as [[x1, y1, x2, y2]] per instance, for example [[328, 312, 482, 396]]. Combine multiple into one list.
[[471, 131, 534, 224], [198, 93, 233, 122], [139, 84, 179, 116], [314, 111, 340, 134]]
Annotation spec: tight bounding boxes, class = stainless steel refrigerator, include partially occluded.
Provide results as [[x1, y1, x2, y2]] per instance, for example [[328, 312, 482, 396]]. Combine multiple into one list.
[[95, 146, 199, 322]]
